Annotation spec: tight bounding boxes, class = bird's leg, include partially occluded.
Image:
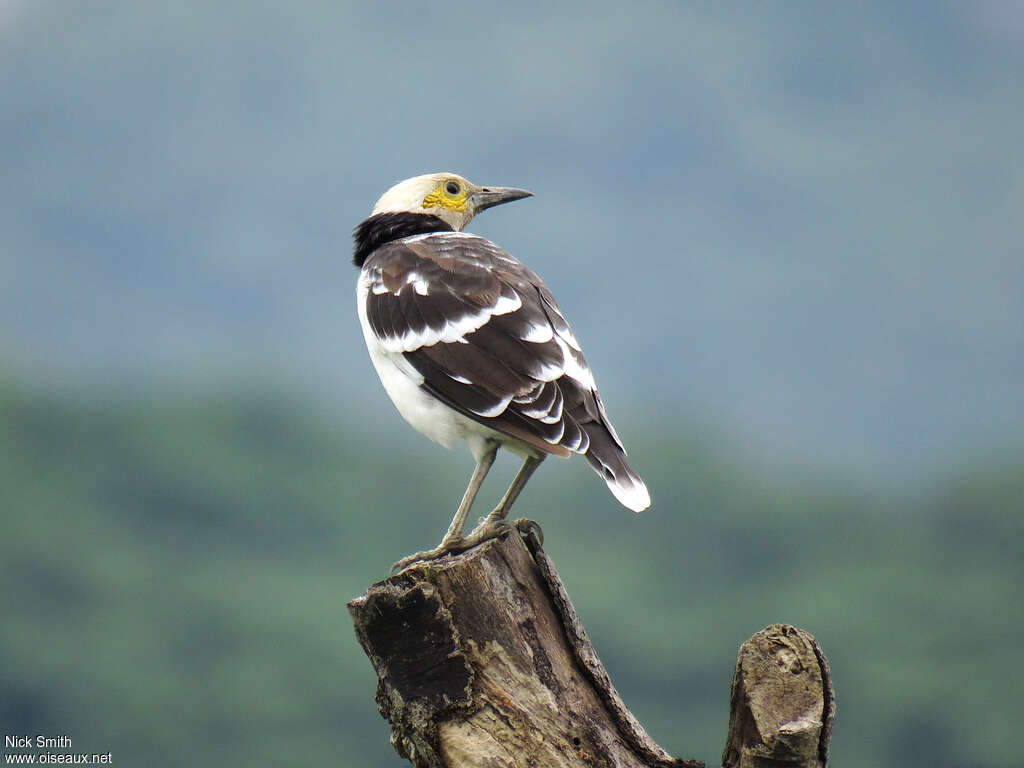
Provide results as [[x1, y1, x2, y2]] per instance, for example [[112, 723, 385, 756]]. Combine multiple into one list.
[[440, 441, 499, 546], [488, 453, 544, 522], [390, 441, 498, 574], [460, 454, 544, 548]]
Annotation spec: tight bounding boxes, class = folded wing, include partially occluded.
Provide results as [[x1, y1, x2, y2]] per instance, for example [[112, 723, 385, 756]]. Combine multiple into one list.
[[363, 231, 650, 511]]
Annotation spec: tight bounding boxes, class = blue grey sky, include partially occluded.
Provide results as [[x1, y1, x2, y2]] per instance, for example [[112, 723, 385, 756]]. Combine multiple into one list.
[[2, 0, 1022, 479]]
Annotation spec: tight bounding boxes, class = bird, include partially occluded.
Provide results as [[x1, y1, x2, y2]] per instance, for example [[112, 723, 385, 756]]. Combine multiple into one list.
[[353, 172, 650, 571]]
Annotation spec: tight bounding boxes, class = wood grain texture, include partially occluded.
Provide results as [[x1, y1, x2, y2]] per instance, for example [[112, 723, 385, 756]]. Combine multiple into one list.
[[349, 530, 701, 768], [721, 624, 834, 768], [349, 530, 834, 768]]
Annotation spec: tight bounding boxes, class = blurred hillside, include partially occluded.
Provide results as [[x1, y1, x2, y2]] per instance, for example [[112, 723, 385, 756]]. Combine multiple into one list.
[[2, 381, 1022, 767], [1, 0, 1023, 478]]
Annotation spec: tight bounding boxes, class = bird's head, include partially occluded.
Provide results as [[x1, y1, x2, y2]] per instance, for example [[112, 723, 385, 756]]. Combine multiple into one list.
[[371, 173, 532, 231]]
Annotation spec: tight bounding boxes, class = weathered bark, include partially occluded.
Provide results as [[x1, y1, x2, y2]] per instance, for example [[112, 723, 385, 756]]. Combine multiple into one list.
[[349, 527, 833, 768], [349, 528, 700, 768], [722, 624, 834, 768]]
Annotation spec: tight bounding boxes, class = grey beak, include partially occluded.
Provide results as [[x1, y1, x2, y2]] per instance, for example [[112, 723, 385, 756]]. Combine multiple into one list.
[[470, 186, 533, 213]]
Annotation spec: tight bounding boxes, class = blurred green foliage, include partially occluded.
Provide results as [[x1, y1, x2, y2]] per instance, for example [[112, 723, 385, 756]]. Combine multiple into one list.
[[1, 380, 1021, 767]]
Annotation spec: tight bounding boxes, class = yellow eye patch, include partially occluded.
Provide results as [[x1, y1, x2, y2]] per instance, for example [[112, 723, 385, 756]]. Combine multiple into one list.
[[422, 181, 469, 212]]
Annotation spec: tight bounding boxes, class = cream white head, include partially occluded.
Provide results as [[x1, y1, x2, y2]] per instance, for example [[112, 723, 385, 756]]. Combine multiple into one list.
[[371, 172, 532, 231]]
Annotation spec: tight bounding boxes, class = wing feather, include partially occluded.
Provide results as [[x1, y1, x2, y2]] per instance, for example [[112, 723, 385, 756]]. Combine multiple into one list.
[[362, 232, 623, 466]]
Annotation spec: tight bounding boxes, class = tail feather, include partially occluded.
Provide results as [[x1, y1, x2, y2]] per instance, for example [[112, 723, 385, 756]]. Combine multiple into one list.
[[582, 423, 651, 513]]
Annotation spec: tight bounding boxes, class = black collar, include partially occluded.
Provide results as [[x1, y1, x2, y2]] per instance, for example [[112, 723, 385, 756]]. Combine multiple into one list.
[[352, 212, 454, 267]]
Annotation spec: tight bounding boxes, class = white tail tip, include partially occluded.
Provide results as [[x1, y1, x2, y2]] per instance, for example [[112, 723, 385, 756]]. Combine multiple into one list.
[[608, 474, 651, 513]]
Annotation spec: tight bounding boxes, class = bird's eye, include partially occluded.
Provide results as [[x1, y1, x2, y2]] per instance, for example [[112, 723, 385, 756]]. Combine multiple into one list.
[[445, 181, 461, 195]]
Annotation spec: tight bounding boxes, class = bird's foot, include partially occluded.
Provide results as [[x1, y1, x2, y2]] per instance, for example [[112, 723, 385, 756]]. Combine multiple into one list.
[[456, 516, 520, 551], [390, 539, 465, 575], [511, 517, 544, 546], [390, 519, 544, 575]]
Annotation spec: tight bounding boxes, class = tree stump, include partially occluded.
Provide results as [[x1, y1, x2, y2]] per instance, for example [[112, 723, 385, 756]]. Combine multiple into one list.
[[349, 527, 833, 768], [722, 625, 834, 768]]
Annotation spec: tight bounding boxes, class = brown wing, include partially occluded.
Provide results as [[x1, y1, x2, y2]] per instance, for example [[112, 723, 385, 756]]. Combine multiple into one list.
[[363, 231, 649, 510]]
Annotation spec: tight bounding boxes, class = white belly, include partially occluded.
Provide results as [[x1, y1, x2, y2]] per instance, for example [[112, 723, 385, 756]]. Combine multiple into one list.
[[357, 273, 533, 462], [355, 274, 457, 442]]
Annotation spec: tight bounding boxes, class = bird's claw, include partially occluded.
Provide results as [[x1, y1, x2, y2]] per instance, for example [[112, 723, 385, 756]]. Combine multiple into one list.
[[512, 517, 544, 546], [392, 518, 522, 575], [389, 537, 465, 576], [453, 518, 513, 551], [390, 517, 545, 576]]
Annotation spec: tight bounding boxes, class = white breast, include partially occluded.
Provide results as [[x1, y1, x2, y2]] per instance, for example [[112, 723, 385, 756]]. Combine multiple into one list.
[[356, 271, 464, 448], [357, 268, 548, 463]]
